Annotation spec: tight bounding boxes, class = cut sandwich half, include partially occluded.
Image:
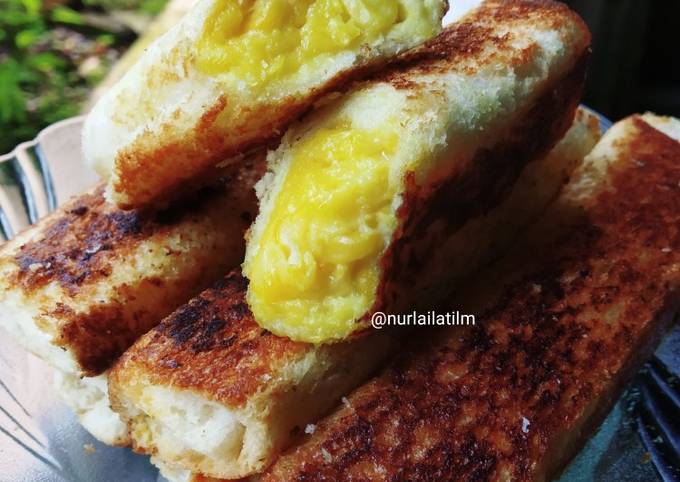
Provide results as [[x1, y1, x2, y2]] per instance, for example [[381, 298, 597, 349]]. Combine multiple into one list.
[[83, 0, 447, 208], [107, 107, 600, 479], [243, 0, 591, 343], [0, 160, 261, 444], [256, 114, 680, 482]]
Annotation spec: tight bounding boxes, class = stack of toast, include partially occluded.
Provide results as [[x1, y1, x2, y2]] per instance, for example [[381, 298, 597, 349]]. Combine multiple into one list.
[[1, 1, 678, 481]]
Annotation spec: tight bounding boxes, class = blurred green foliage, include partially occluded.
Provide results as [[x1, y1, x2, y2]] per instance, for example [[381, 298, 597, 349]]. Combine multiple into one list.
[[84, 0, 166, 15], [0, 0, 164, 153]]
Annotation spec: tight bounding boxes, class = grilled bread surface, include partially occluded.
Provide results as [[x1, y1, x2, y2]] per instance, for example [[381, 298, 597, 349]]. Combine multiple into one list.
[[107, 108, 599, 480], [0, 161, 260, 377], [243, 0, 591, 343], [83, 0, 446, 208], [257, 115, 680, 482], [0, 160, 259, 445], [108, 272, 398, 479]]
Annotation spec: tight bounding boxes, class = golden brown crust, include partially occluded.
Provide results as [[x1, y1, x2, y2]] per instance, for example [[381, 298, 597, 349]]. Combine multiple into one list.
[[11, 156, 263, 295], [371, 47, 589, 322], [112, 52, 406, 209], [13, 185, 205, 294], [381, 0, 589, 89], [110, 271, 313, 407], [112, 267, 402, 478], [259, 119, 680, 482], [1, 159, 262, 375], [111, 0, 584, 210]]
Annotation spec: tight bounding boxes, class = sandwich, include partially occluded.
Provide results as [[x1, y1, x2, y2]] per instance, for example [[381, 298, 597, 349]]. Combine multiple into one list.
[[256, 114, 680, 482], [83, 0, 447, 208], [243, 0, 591, 343], [0, 160, 261, 444], [107, 110, 600, 482]]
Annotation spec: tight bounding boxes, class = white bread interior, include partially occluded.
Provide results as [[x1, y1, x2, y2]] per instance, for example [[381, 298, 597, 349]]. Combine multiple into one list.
[[54, 370, 130, 446]]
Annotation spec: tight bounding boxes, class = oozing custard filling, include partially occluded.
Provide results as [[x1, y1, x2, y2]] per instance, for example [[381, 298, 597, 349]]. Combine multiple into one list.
[[196, 0, 441, 89], [245, 120, 401, 342]]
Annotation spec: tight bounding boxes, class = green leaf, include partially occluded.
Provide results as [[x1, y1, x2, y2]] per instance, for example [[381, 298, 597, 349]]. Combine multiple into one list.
[[51, 6, 84, 25], [0, 60, 28, 124], [15, 28, 40, 48], [0, 10, 41, 27], [96, 33, 115, 46], [20, 0, 41, 16], [25, 52, 66, 72], [15, 64, 41, 84], [141, 0, 167, 15]]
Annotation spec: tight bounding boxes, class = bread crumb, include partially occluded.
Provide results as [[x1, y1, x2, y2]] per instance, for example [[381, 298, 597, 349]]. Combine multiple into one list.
[[84, 443, 96, 454], [521, 416, 530, 433]]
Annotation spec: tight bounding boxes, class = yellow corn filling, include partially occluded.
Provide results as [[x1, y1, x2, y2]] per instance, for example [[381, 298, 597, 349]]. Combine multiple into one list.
[[196, 0, 440, 89], [244, 120, 401, 342]]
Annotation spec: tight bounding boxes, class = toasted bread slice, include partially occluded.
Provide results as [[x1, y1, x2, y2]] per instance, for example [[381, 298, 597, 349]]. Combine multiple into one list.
[[83, 0, 447, 208], [243, 0, 591, 343], [0, 160, 260, 444], [0, 164, 258, 377], [257, 115, 680, 482], [109, 272, 399, 478], [107, 108, 599, 480]]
